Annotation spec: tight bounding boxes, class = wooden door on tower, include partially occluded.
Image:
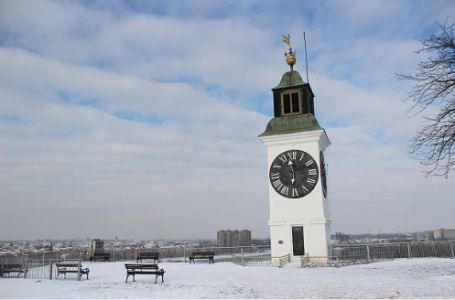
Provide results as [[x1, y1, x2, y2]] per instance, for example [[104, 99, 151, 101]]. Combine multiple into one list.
[[292, 226, 305, 256]]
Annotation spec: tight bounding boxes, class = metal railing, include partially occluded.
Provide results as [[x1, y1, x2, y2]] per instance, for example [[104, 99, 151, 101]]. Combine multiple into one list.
[[331, 241, 455, 263], [2, 241, 453, 274], [1, 245, 271, 265], [0, 257, 85, 280], [230, 247, 272, 266], [271, 254, 290, 267], [106, 245, 272, 263], [301, 255, 342, 267]]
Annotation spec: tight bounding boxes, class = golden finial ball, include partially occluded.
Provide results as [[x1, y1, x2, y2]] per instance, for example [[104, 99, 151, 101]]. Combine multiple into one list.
[[286, 54, 296, 66]]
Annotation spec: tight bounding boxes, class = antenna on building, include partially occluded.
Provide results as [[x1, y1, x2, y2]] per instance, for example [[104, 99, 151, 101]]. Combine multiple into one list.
[[303, 31, 310, 83]]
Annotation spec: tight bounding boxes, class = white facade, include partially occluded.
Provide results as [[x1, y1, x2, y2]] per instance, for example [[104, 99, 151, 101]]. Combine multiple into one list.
[[259, 129, 331, 266]]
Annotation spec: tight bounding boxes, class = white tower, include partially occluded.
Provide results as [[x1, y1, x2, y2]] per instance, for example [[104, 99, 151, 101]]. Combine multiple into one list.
[[258, 38, 331, 266]]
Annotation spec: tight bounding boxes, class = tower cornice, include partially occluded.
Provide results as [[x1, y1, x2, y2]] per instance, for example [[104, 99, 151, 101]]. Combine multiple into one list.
[[259, 129, 331, 150]]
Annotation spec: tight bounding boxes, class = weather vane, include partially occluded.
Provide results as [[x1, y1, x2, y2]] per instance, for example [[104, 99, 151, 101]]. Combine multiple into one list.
[[282, 34, 296, 71]]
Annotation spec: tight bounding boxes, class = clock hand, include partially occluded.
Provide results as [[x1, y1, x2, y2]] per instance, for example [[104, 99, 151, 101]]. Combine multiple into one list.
[[288, 160, 296, 184]]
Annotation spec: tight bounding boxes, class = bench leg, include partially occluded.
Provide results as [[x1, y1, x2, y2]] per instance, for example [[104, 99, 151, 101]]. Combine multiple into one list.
[[125, 274, 129, 283], [133, 274, 135, 282], [153, 274, 164, 284]]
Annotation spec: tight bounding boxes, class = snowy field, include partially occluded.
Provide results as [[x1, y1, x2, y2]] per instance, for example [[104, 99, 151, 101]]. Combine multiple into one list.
[[1, 258, 455, 298]]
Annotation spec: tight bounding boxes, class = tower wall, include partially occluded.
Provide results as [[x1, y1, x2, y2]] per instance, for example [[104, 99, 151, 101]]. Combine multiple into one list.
[[260, 129, 331, 265]]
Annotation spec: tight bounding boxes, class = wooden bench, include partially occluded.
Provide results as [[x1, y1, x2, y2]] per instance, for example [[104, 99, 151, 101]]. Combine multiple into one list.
[[89, 252, 111, 262], [189, 251, 215, 264], [0, 263, 29, 278], [125, 263, 165, 283], [136, 252, 159, 263], [56, 263, 89, 280]]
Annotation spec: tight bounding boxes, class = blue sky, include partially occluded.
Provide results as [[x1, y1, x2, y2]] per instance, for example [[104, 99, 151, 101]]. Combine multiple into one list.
[[0, 0, 454, 240]]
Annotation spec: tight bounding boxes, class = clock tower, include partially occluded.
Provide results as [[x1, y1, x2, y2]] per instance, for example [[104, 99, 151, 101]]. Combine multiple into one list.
[[258, 36, 331, 266]]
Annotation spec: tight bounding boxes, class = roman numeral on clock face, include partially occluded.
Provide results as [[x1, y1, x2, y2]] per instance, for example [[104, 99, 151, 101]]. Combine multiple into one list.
[[279, 155, 288, 163], [270, 172, 280, 180], [301, 185, 309, 194], [308, 169, 317, 176], [273, 179, 284, 190], [292, 188, 299, 197], [287, 151, 297, 160], [280, 186, 289, 196]]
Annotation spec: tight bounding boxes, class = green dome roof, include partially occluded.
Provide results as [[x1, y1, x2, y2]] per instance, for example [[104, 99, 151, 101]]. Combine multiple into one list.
[[273, 70, 306, 90], [258, 114, 322, 137]]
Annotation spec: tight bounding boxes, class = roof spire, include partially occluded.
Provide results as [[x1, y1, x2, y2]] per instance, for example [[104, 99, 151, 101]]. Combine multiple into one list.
[[282, 34, 296, 71]]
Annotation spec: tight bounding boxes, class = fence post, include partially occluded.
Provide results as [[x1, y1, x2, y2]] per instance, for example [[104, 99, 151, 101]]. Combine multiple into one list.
[[407, 244, 411, 259], [183, 247, 187, 262], [241, 247, 245, 266], [49, 261, 53, 280], [450, 242, 454, 258], [366, 245, 370, 262], [78, 261, 81, 281]]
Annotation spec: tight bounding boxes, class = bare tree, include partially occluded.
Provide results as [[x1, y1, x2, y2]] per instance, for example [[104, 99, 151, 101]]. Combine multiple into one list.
[[398, 20, 455, 178]]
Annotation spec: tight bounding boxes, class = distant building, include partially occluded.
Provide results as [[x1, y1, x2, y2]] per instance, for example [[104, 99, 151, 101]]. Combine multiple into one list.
[[225, 230, 233, 247], [232, 230, 240, 247], [239, 230, 251, 246], [433, 228, 455, 240], [89, 239, 104, 254], [217, 230, 226, 246], [217, 229, 251, 247]]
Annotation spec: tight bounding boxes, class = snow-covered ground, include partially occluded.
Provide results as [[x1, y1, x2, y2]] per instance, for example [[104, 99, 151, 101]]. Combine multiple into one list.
[[1, 258, 455, 298]]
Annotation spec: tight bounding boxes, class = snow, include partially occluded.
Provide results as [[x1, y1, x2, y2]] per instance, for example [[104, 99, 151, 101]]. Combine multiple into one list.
[[1, 258, 455, 298]]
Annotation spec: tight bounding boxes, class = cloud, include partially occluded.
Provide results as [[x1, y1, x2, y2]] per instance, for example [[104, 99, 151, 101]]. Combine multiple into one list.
[[0, 0, 281, 96], [0, 47, 269, 239], [0, 0, 454, 239]]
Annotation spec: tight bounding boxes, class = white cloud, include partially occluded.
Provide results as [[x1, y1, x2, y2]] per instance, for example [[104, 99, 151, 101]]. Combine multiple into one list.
[[0, 46, 270, 239], [0, 0, 454, 239]]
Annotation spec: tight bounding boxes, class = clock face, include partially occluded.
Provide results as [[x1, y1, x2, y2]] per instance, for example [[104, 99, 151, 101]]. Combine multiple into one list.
[[320, 151, 327, 198], [269, 149, 319, 198]]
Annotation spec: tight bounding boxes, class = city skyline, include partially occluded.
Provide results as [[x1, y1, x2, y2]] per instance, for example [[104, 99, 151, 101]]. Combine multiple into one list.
[[1, 0, 454, 240]]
